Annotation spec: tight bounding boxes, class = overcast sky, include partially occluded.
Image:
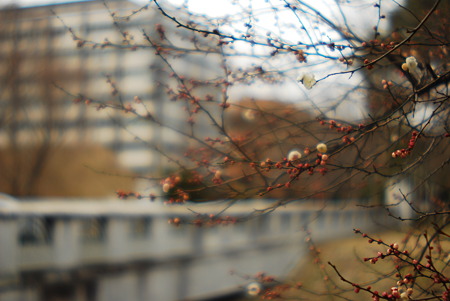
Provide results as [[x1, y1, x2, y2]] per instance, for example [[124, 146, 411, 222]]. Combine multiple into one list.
[[1, 0, 79, 7]]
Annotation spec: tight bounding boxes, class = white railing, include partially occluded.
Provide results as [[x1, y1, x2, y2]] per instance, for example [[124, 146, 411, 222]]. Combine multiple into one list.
[[0, 198, 392, 301]]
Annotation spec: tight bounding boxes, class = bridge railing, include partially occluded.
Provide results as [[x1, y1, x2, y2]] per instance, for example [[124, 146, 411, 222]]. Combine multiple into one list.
[[0, 199, 392, 277]]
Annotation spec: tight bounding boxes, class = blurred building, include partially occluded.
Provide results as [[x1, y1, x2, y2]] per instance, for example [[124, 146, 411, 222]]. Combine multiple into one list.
[[0, 0, 222, 197]]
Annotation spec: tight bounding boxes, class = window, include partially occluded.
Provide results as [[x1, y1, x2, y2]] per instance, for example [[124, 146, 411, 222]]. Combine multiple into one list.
[[18, 217, 54, 245], [130, 217, 152, 238], [81, 217, 107, 242]]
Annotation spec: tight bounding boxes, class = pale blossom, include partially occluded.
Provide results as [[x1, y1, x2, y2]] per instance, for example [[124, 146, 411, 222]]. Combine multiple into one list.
[[288, 149, 302, 161], [213, 170, 222, 179], [400, 292, 409, 300], [243, 109, 257, 121], [246, 282, 262, 297], [298, 73, 316, 89], [316, 143, 328, 153], [405, 56, 418, 71], [401, 56, 422, 80], [162, 183, 171, 193]]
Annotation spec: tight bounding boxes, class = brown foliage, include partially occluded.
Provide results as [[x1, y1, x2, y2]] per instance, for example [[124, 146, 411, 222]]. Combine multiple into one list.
[[0, 145, 134, 197]]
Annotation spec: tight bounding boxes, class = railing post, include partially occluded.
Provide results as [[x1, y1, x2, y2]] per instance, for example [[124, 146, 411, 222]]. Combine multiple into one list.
[[106, 217, 129, 260], [0, 216, 19, 275], [192, 227, 204, 255], [53, 218, 81, 268]]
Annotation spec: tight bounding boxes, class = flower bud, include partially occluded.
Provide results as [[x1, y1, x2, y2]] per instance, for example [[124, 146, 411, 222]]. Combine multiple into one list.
[[316, 143, 328, 153], [246, 282, 262, 297], [298, 73, 317, 89]]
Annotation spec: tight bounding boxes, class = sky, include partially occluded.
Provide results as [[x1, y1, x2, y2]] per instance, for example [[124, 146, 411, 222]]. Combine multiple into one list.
[[1, 0, 91, 7], [1, 0, 155, 7]]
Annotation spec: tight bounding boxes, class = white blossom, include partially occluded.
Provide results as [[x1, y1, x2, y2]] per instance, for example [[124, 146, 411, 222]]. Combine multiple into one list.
[[316, 143, 328, 153], [243, 109, 257, 121], [214, 170, 222, 179], [246, 282, 262, 297], [162, 183, 171, 193], [400, 292, 409, 300], [405, 56, 418, 71], [298, 73, 316, 89], [288, 149, 302, 161], [402, 56, 422, 81]]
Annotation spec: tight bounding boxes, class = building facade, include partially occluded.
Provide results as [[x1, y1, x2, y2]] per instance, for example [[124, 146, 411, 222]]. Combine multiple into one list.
[[0, 0, 223, 196]]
